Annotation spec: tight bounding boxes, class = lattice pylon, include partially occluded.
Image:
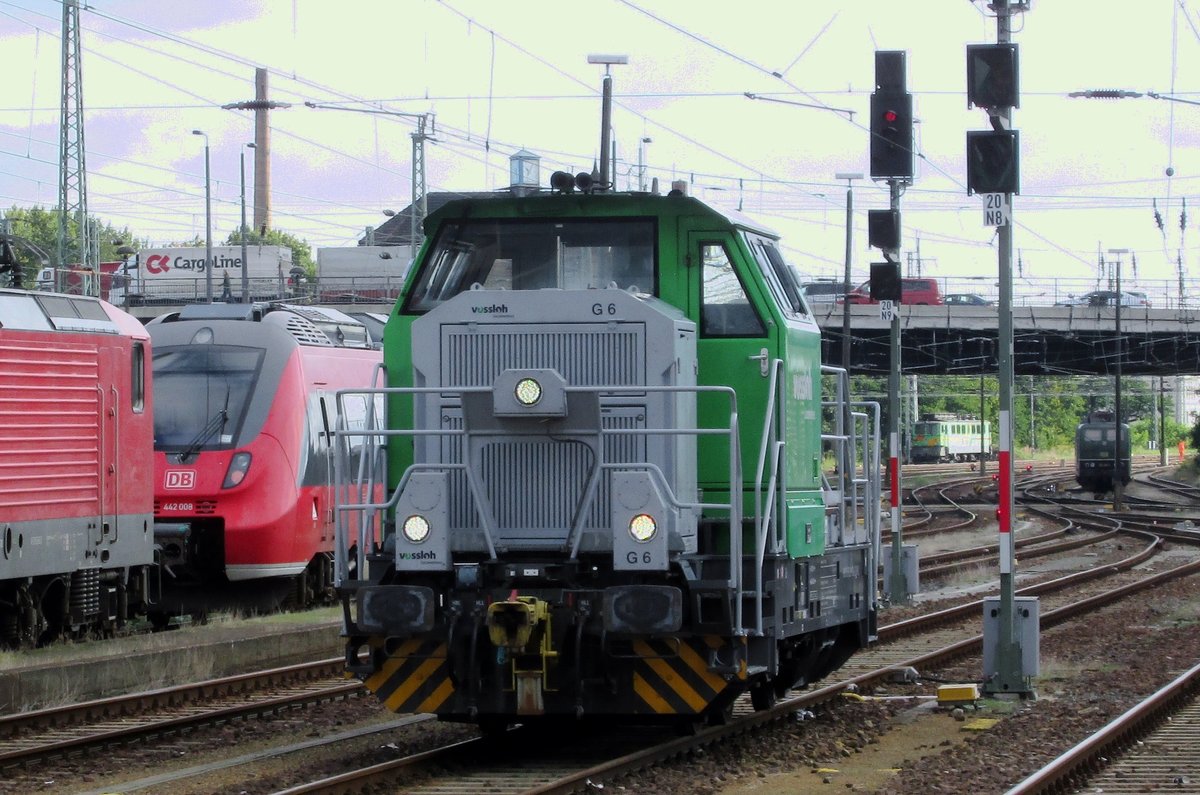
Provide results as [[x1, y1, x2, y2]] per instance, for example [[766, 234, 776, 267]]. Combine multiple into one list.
[[57, 0, 91, 295]]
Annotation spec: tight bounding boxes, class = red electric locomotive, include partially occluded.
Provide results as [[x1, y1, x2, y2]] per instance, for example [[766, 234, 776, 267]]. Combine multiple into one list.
[[0, 289, 157, 646], [148, 304, 382, 621]]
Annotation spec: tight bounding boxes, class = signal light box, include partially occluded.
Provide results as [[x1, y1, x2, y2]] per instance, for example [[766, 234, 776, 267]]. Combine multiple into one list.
[[868, 209, 901, 250], [967, 43, 1019, 109], [870, 93, 914, 179], [966, 130, 1020, 195], [871, 50, 913, 180], [870, 262, 901, 302]]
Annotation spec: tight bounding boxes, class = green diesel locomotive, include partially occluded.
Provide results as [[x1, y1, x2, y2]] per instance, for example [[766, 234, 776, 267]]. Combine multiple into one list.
[[332, 175, 881, 730]]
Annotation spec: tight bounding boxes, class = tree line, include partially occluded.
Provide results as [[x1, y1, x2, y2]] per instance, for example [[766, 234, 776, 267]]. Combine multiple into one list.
[[850, 373, 1190, 454], [0, 205, 316, 288], [5, 204, 1195, 456]]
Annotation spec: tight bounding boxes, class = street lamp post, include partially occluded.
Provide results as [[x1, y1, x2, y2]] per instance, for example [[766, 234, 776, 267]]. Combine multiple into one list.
[[192, 130, 213, 303], [587, 54, 628, 189], [239, 142, 255, 303], [1108, 248, 1128, 510], [638, 137, 652, 191], [834, 172, 863, 374]]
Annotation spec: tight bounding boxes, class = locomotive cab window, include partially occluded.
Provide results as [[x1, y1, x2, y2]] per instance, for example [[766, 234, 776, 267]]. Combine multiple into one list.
[[746, 235, 808, 319], [0, 293, 53, 330], [405, 218, 656, 313], [152, 346, 263, 451], [700, 243, 766, 337]]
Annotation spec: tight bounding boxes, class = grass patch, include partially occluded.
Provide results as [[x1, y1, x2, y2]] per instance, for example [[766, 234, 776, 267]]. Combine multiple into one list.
[[940, 561, 993, 589], [1170, 458, 1200, 486], [1151, 595, 1200, 628], [0, 607, 341, 672], [1036, 655, 1124, 683], [976, 697, 1023, 714], [1037, 656, 1084, 680], [242, 606, 342, 625]]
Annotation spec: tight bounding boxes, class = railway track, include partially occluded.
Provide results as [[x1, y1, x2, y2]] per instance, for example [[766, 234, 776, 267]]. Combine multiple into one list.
[[891, 461, 1175, 585], [896, 460, 1074, 540], [1009, 661, 1200, 794], [0, 658, 356, 774], [11, 467, 1197, 793], [267, 554, 1200, 794], [268, 531, 1200, 794], [1140, 470, 1200, 503], [9, 528, 1177, 794]]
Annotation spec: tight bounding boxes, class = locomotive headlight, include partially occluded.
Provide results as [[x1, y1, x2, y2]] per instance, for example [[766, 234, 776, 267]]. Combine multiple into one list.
[[402, 515, 431, 544], [221, 452, 252, 489], [628, 513, 657, 543], [514, 377, 542, 406]]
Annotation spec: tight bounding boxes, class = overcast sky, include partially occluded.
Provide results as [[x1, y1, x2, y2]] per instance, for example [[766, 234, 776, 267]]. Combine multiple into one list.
[[0, 1, 1197, 294]]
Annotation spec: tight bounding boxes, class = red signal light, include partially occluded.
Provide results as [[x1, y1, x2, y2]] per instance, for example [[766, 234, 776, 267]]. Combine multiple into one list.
[[883, 109, 898, 123]]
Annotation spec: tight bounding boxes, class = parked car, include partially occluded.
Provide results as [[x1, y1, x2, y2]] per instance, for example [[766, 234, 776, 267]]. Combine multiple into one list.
[[841, 277, 943, 305], [1055, 290, 1151, 308], [944, 293, 994, 306], [800, 280, 846, 304]]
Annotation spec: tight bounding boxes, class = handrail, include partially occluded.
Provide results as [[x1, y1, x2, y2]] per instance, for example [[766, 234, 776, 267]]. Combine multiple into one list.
[[752, 358, 785, 637], [109, 384, 119, 542], [332, 370, 881, 641], [332, 382, 746, 630]]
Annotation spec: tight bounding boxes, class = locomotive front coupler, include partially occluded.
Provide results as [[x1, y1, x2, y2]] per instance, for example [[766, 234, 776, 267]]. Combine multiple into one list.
[[487, 559, 581, 587]]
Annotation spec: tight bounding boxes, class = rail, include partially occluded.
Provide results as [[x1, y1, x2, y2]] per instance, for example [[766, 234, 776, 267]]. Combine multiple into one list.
[[272, 541, 1198, 795], [1007, 658, 1200, 794]]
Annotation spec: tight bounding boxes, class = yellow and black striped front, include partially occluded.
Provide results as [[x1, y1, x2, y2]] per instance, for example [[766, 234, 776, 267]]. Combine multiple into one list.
[[364, 638, 456, 714], [630, 637, 733, 715]]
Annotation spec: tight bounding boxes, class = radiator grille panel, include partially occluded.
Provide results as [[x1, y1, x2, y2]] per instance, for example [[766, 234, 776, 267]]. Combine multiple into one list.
[[431, 325, 651, 547], [0, 341, 100, 512], [442, 410, 645, 541], [484, 440, 593, 538], [443, 326, 643, 387]]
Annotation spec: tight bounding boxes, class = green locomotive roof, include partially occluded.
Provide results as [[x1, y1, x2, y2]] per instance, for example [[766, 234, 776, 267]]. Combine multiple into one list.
[[424, 191, 780, 240]]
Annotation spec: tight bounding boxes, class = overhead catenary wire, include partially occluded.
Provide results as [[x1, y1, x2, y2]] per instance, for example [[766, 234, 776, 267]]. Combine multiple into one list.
[[0, 0, 1190, 267]]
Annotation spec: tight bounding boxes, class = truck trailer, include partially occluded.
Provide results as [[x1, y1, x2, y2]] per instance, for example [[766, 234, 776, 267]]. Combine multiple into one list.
[[108, 246, 292, 306], [314, 246, 411, 303]]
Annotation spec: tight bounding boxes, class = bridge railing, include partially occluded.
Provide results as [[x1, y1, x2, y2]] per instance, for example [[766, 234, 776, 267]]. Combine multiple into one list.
[[936, 276, 1191, 309], [95, 273, 1196, 311], [805, 275, 1194, 309]]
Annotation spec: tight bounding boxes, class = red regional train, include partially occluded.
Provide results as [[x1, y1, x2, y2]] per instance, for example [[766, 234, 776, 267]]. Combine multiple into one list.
[[147, 304, 382, 622], [0, 289, 158, 647]]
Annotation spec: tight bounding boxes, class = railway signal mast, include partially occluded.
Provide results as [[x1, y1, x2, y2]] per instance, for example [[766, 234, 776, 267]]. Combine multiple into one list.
[[869, 50, 914, 605], [969, 0, 1036, 699]]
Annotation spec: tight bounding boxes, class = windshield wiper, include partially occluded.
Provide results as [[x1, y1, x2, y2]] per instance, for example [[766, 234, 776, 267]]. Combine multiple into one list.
[[178, 388, 230, 463]]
